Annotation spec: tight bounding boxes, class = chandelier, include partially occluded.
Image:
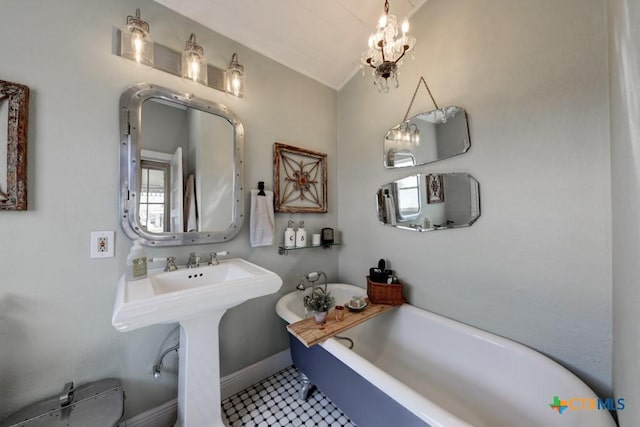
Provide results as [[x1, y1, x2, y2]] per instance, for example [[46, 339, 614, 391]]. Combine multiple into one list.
[[361, 0, 416, 92]]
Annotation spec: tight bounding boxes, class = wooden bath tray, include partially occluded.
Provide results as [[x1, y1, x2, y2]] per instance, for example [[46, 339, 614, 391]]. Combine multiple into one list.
[[287, 299, 400, 348]]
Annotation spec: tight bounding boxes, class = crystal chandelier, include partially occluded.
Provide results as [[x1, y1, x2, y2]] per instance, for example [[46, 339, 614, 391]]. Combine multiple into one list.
[[361, 0, 416, 92]]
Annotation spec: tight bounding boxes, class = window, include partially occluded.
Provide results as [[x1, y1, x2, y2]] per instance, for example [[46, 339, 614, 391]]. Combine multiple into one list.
[[139, 160, 169, 233], [396, 175, 421, 220]]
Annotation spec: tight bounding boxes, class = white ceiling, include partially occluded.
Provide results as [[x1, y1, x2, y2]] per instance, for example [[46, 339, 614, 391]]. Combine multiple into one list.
[[154, 0, 427, 90]]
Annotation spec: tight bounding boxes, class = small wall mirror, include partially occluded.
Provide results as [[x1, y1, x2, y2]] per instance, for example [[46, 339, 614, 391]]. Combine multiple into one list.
[[377, 173, 480, 232], [383, 106, 470, 168], [119, 83, 244, 246]]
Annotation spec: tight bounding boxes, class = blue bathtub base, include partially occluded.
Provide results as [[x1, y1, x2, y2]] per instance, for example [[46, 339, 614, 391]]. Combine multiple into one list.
[[289, 334, 428, 427]]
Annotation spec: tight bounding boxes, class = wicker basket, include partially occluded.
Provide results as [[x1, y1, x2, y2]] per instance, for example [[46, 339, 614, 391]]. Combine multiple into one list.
[[366, 276, 407, 306]]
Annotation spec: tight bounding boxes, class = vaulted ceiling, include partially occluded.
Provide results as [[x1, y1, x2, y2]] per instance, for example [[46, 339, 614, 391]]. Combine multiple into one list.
[[154, 0, 427, 90]]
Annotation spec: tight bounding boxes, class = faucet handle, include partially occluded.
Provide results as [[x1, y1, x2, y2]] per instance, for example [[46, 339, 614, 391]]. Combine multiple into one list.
[[151, 256, 178, 272], [208, 251, 230, 265], [165, 256, 178, 272], [186, 252, 199, 268]]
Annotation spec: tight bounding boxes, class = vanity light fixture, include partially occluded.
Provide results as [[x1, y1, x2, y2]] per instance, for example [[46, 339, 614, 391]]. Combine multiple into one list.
[[182, 33, 208, 86], [361, 0, 416, 92], [396, 122, 420, 146], [395, 76, 452, 146], [114, 21, 244, 96], [226, 53, 246, 97], [121, 8, 154, 67]]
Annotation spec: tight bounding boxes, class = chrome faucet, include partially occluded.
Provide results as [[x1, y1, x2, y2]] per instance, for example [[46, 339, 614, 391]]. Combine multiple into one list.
[[164, 256, 178, 272], [296, 271, 328, 293], [186, 252, 199, 268], [208, 251, 230, 266]]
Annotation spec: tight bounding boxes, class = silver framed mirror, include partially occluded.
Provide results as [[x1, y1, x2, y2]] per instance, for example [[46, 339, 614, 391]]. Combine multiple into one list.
[[119, 83, 244, 246], [384, 106, 470, 168], [377, 173, 480, 232]]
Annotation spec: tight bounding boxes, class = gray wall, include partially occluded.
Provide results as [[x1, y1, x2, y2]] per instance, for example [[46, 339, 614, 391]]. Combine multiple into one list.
[[0, 0, 625, 421], [338, 0, 612, 397], [609, 0, 640, 424], [0, 0, 337, 419]]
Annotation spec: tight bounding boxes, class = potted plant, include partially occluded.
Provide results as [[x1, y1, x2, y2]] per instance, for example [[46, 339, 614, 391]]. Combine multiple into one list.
[[303, 287, 335, 323]]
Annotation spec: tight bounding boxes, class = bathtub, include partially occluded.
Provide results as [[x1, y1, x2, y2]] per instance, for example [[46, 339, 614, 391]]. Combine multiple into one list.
[[276, 283, 616, 427]]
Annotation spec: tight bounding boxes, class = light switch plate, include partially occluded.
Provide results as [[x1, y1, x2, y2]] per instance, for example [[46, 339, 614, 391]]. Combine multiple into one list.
[[90, 231, 115, 258]]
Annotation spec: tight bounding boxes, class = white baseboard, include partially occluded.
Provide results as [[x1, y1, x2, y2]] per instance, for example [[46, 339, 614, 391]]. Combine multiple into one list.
[[124, 398, 177, 427], [125, 350, 292, 427], [220, 349, 292, 399]]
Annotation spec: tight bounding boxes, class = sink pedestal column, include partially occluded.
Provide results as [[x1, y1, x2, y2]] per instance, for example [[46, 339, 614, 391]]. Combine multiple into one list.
[[176, 310, 226, 427]]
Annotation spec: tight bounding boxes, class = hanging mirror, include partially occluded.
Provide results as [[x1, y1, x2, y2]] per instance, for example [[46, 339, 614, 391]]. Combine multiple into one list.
[[119, 83, 244, 246], [384, 77, 470, 168], [376, 173, 480, 232]]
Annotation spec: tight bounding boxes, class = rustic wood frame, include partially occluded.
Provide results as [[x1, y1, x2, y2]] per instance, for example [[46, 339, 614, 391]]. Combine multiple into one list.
[[273, 142, 327, 213], [0, 79, 29, 210]]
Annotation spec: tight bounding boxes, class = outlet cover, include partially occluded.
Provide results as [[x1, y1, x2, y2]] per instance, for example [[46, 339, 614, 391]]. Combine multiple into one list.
[[91, 231, 115, 258]]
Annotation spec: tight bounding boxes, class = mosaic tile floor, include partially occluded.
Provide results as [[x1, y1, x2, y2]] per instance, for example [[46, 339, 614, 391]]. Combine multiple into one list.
[[222, 365, 356, 427]]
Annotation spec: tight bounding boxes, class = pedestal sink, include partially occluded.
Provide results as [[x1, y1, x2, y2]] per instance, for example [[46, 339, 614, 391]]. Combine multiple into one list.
[[112, 258, 283, 427]]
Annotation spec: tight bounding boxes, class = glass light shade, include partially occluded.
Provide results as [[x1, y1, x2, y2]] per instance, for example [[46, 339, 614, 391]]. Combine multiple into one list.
[[373, 61, 398, 93], [226, 53, 245, 97], [121, 9, 154, 67], [181, 33, 208, 86]]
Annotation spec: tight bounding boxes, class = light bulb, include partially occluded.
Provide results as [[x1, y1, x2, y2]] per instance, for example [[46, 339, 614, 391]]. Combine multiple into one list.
[[402, 20, 409, 35], [190, 59, 199, 80], [226, 53, 245, 97], [379, 14, 387, 28], [121, 8, 154, 67], [231, 76, 241, 96], [132, 34, 144, 63], [181, 33, 207, 86]]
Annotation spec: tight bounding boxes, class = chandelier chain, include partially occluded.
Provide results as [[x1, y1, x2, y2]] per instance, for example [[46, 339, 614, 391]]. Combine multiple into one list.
[[402, 76, 440, 122], [384, 0, 390, 14]]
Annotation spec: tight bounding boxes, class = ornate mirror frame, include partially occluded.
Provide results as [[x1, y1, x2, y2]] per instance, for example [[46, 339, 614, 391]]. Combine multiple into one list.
[[0, 79, 29, 211], [119, 83, 244, 246]]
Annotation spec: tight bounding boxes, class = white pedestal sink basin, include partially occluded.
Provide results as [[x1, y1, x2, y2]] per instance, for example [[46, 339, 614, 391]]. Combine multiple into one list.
[[112, 258, 282, 427]]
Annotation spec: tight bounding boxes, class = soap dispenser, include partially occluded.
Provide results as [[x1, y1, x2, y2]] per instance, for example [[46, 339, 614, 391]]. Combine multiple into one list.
[[284, 220, 296, 248], [295, 220, 307, 248], [126, 239, 148, 281]]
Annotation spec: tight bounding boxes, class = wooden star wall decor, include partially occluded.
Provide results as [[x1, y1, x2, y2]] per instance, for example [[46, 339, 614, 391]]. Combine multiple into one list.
[[273, 142, 327, 213]]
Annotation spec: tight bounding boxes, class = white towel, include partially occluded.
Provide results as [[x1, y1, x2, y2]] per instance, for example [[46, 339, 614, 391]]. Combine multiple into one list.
[[250, 189, 275, 247], [385, 195, 397, 225], [184, 174, 197, 232]]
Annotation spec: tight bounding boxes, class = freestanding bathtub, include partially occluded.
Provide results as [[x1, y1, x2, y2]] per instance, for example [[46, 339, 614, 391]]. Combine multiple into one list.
[[276, 283, 616, 427]]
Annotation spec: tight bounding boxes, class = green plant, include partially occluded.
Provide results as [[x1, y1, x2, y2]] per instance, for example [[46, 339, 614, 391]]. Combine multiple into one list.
[[303, 287, 335, 312]]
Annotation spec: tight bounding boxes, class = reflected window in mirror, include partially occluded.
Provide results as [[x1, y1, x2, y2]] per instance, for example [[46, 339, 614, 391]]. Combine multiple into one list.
[[396, 175, 420, 220], [139, 161, 168, 233]]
